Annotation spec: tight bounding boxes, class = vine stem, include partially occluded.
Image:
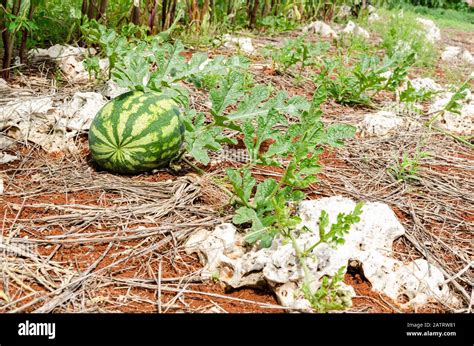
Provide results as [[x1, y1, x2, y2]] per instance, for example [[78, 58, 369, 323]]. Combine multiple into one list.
[[181, 156, 206, 175], [289, 232, 315, 295]]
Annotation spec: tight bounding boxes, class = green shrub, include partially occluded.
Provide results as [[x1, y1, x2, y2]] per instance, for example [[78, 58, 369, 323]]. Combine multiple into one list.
[[372, 11, 439, 67]]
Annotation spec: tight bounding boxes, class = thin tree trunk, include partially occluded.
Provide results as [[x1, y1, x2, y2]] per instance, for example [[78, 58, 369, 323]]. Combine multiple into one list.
[[2, 0, 22, 80], [0, 0, 9, 78], [209, 0, 214, 23], [81, 0, 88, 23], [169, 0, 177, 27], [20, 1, 37, 64], [249, 0, 259, 29], [87, 0, 96, 19], [191, 0, 198, 24], [147, 0, 157, 32], [161, 0, 167, 29], [199, 0, 209, 23], [262, 0, 271, 17], [131, 0, 141, 25], [97, 0, 108, 20]]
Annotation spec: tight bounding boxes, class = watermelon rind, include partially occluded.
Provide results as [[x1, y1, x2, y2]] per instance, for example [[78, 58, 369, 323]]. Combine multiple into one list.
[[88, 91, 184, 174]]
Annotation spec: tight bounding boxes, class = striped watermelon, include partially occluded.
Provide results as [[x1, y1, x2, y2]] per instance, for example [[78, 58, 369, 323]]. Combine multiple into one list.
[[88, 91, 184, 174]]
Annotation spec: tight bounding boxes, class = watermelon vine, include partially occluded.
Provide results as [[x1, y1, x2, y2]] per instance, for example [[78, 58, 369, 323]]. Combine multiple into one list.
[[84, 22, 362, 311]]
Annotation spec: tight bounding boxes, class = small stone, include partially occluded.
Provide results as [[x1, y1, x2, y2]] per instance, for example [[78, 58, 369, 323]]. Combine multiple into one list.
[[302, 21, 338, 38], [0, 152, 19, 164], [359, 111, 404, 137], [222, 35, 255, 54], [342, 21, 370, 39], [416, 18, 441, 43]]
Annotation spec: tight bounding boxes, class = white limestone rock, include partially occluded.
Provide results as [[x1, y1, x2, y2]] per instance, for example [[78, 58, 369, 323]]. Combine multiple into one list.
[[429, 92, 474, 136], [359, 111, 404, 137], [102, 80, 129, 99], [28, 44, 88, 62], [368, 5, 377, 14], [441, 46, 474, 65], [461, 50, 474, 65], [275, 280, 355, 311], [188, 197, 458, 310], [416, 18, 441, 43], [342, 21, 370, 39], [295, 197, 457, 308], [184, 223, 246, 280], [441, 46, 462, 61], [59, 92, 107, 131], [0, 135, 15, 150], [367, 5, 380, 23], [368, 12, 380, 23], [0, 92, 106, 153], [338, 5, 352, 19], [222, 35, 255, 54], [0, 78, 8, 89], [28, 45, 98, 81], [0, 152, 18, 164], [302, 21, 338, 38], [410, 77, 443, 93]]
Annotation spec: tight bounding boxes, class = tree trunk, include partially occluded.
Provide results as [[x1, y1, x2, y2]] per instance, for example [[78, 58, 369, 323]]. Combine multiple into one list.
[[191, 0, 198, 24], [2, 0, 22, 80], [169, 0, 177, 27], [81, 0, 89, 22], [249, 0, 259, 29], [262, 0, 271, 17], [199, 0, 209, 23], [87, 0, 96, 19], [161, 0, 167, 30], [209, 0, 214, 23], [97, 0, 108, 20], [270, 0, 276, 15], [19, 1, 37, 64], [147, 0, 157, 32], [131, 0, 141, 25]]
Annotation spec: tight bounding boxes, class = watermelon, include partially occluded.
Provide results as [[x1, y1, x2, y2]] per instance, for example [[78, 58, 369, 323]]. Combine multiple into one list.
[[88, 91, 184, 174]]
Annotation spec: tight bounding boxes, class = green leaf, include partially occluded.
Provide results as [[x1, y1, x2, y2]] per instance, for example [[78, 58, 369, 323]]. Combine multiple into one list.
[[233, 207, 259, 224], [226, 168, 256, 206], [254, 179, 278, 209], [326, 124, 357, 148], [210, 71, 245, 116]]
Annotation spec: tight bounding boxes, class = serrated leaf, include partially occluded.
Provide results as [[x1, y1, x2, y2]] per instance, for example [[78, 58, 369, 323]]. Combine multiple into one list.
[[226, 168, 255, 205], [254, 179, 278, 209], [233, 207, 259, 224], [210, 71, 245, 116], [326, 124, 356, 147], [185, 127, 222, 165]]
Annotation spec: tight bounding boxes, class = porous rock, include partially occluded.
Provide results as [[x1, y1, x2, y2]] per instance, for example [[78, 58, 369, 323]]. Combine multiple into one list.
[[0, 152, 18, 164], [0, 91, 106, 152], [359, 110, 404, 136], [222, 35, 255, 54], [187, 197, 458, 310], [441, 46, 474, 65], [415, 18, 441, 43], [102, 80, 129, 99], [409, 77, 443, 93], [429, 92, 474, 136], [58, 92, 107, 131], [302, 21, 338, 38], [342, 21, 370, 39]]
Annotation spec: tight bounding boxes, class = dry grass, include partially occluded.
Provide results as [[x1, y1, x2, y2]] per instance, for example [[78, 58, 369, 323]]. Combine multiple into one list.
[[0, 26, 472, 314]]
